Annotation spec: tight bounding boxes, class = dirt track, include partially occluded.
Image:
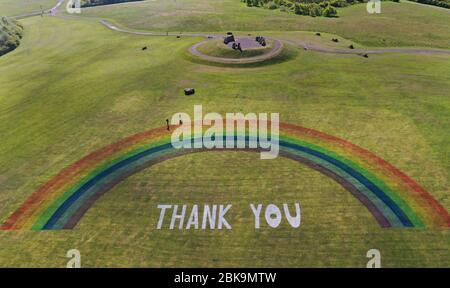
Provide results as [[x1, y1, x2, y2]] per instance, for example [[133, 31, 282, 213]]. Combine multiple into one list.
[[188, 39, 284, 64], [281, 39, 450, 56]]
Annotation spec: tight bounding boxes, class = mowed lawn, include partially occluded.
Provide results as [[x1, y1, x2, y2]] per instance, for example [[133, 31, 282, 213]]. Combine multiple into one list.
[[77, 0, 450, 48], [0, 12, 449, 267]]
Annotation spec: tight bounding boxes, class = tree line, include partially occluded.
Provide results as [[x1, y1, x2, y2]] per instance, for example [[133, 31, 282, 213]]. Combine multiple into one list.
[[0, 17, 23, 57], [240, 0, 405, 17], [80, 0, 143, 7], [409, 0, 449, 9]]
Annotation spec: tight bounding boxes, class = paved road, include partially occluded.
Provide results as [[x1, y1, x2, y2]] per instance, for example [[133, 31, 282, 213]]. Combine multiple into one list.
[[100, 20, 450, 56], [100, 20, 219, 38], [281, 39, 450, 56]]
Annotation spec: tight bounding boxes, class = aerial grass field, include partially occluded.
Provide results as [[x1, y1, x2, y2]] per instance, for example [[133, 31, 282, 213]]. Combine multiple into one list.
[[0, 0, 449, 267]]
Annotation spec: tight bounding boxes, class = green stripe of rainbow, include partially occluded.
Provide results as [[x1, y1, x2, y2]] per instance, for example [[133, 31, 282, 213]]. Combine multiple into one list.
[[1, 122, 449, 230]]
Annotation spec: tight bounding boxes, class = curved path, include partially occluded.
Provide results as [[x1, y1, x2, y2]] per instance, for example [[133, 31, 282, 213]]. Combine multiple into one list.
[[100, 20, 219, 38], [188, 39, 283, 64], [100, 20, 450, 56], [281, 39, 450, 56]]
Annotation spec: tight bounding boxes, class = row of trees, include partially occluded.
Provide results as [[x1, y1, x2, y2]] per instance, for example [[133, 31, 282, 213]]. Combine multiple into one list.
[[0, 17, 23, 57], [294, 2, 338, 16], [80, 0, 143, 7], [241, 0, 344, 17], [409, 0, 450, 9], [241, 0, 407, 17], [242, 0, 343, 16]]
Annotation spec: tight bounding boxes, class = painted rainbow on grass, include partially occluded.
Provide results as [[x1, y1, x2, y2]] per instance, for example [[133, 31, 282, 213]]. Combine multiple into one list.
[[1, 122, 449, 230]]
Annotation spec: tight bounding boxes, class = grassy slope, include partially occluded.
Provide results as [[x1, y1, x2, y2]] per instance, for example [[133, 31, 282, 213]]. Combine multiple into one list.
[[196, 39, 274, 58], [0, 0, 57, 16], [78, 0, 450, 48], [0, 14, 448, 267]]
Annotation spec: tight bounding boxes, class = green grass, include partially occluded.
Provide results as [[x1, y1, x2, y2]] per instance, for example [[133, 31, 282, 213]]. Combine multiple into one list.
[[0, 12, 449, 267], [0, 0, 56, 16], [77, 0, 450, 48]]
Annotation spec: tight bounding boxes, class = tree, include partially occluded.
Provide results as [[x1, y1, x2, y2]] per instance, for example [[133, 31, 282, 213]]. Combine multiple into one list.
[[322, 3, 338, 17], [294, 3, 307, 14], [0, 17, 23, 56], [308, 3, 323, 17]]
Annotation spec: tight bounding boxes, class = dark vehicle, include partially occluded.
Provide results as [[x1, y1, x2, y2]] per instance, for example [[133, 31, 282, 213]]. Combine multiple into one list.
[[224, 35, 235, 45], [256, 36, 266, 47], [184, 88, 195, 96]]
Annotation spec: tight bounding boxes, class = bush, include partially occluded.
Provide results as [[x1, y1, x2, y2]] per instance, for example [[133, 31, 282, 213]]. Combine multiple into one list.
[[244, 0, 413, 17], [294, 2, 327, 16], [242, 0, 264, 6], [330, 0, 350, 7], [279, 4, 288, 11], [0, 17, 23, 57], [322, 3, 338, 17], [266, 1, 280, 9], [309, 3, 323, 16]]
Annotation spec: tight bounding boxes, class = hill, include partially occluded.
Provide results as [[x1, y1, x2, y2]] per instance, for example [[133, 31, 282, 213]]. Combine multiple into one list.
[[78, 1, 450, 48]]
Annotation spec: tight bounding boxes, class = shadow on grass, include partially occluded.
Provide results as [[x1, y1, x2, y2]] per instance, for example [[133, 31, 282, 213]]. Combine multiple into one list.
[[183, 44, 299, 69]]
